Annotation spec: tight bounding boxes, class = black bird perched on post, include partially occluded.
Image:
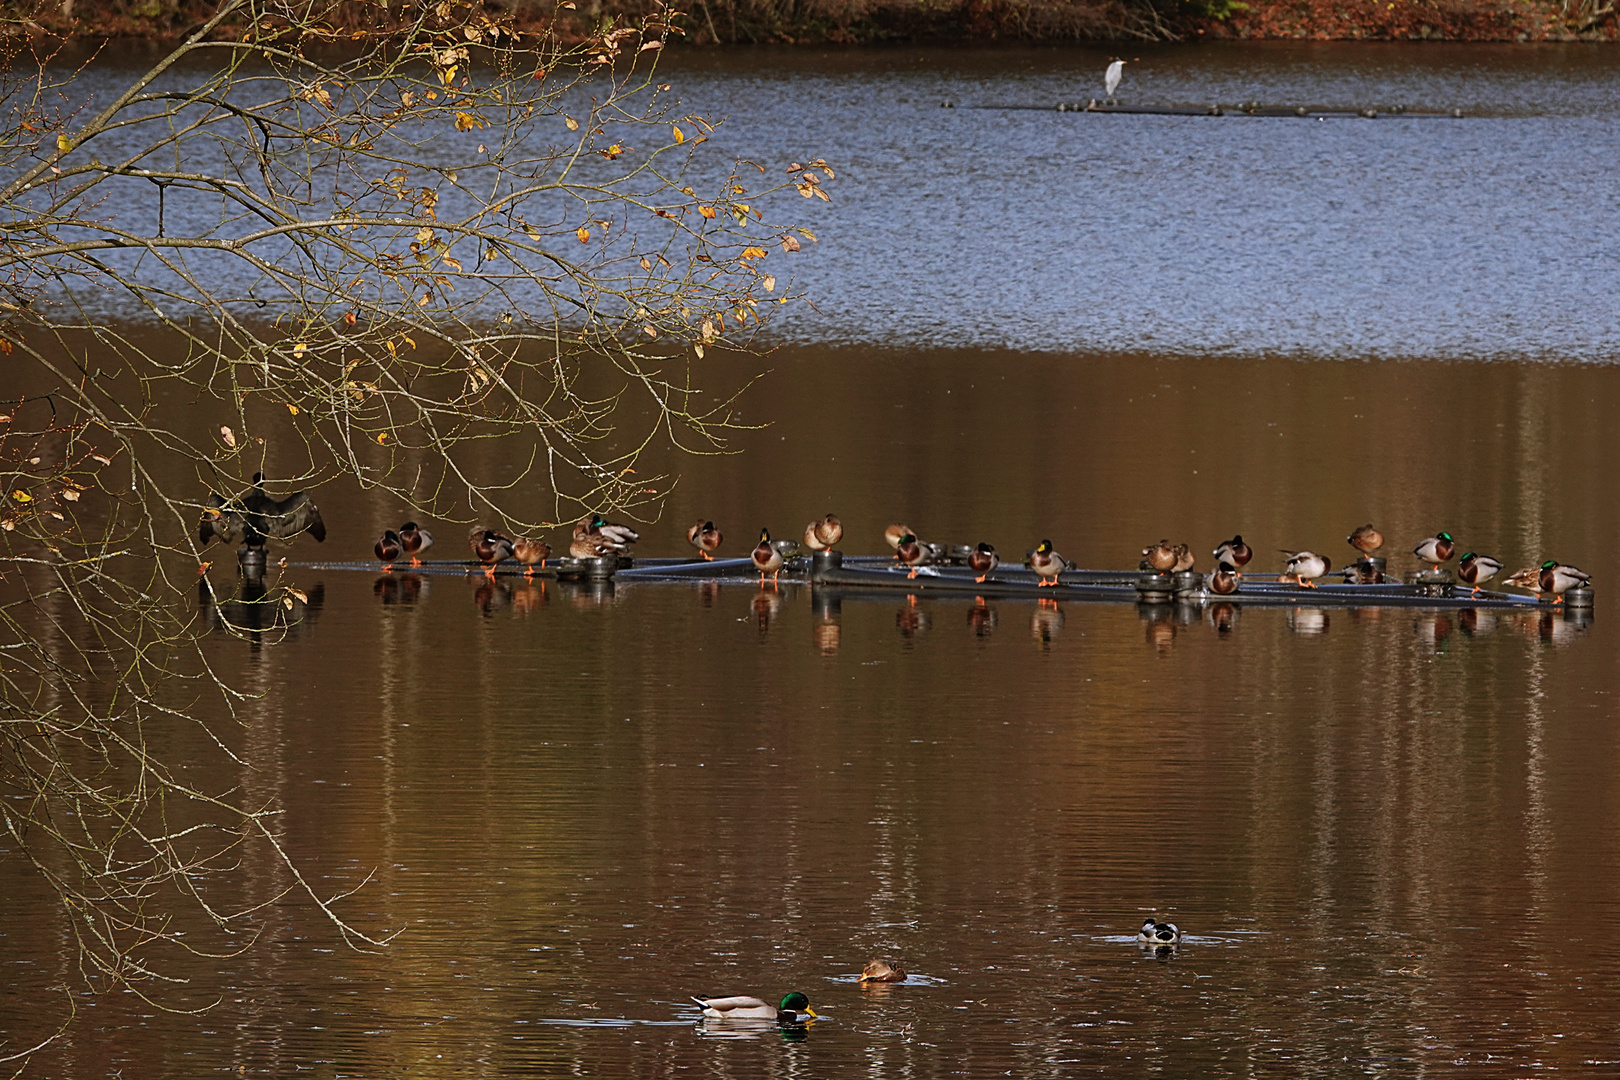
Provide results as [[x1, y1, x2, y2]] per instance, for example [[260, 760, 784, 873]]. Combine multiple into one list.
[[199, 472, 326, 555]]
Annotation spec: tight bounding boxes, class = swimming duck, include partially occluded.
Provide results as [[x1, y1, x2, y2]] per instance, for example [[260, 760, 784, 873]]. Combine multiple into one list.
[[968, 542, 999, 583], [241, 473, 327, 548], [1280, 550, 1331, 587], [895, 533, 930, 578], [1137, 919, 1182, 945], [1031, 539, 1069, 586], [691, 992, 816, 1023], [1539, 560, 1590, 601], [1457, 552, 1502, 597], [469, 526, 515, 576], [859, 960, 907, 983], [1413, 532, 1456, 570], [375, 529, 402, 570], [687, 520, 723, 560], [1212, 535, 1252, 573], [399, 521, 433, 566], [513, 537, 551, 576], [885, 523, 914, 553], [1347, 524, 1384, 557], [1208, 561, 1239, 595], [1143, 539, 1177, 573], [752, 528, 784, 586], [1171, 543, 1195, 573]]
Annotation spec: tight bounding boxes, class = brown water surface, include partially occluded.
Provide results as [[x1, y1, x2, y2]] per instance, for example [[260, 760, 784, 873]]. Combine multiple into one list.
[[4, 345, 1618, 1077]]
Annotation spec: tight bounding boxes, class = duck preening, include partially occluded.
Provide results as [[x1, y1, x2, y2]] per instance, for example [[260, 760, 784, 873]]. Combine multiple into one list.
[[692, 992, 816, 1023], [1413, 532, 1456, 570], [895, 533, 930, 578], [575, 513, 639, 552], [884, 523, 913, 552], [752, 528, 784, 586], [859, 959, 907, 983], [1143, 539, 1177, 573], [687, 520, 723, 560], [1137, 919, 1181, 945], [1457, 552, 1502, 597], [1213, 535, 1252, 573], [1171, 543, 1195, 573], [803, 514, 843, 554], [1280, 550, 1331, 587]]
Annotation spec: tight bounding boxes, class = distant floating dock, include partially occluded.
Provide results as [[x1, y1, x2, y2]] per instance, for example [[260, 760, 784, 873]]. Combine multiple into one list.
[[971, 102, 1466, 119], [290, 551, 1585, 611]]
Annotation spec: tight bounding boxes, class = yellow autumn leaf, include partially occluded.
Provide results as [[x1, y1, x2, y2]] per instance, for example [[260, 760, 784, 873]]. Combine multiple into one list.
[[220, 425, 237, 447], [287, 403, 300, 415], [565, 115, 579, 131], [673, 124, 685, 144], [61, 489, 80, 502], [285, 585, 309, 604], [11, 490, 32, 503], [639, 256, 651, 270], [55, 134, 70, 153], [292, 341, 309, 356], [643, 325, 658, 338], [698, 206, 716, 219], [377, 432, 390, 443], [443, 254, 463, 271], [576, 227, 590, 243], [763, 274, 776, 292]]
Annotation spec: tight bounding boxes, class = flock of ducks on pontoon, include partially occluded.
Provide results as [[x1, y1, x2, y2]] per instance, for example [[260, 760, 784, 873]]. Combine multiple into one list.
[[694, 927, 1178, 1025], [195, 479, 1589, 602]]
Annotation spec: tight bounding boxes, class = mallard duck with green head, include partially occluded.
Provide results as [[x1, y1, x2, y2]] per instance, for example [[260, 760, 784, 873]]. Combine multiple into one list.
[[884, 523, 913, 553], [1413, 532, 1455, 570], [469, 526, 515, 577], [1539, 560, 1590, 602], [968, 542, 999, 583], [1213, 535, 1252, 574], [1457, 552, 1502, 597], [691, 992, 816, 1023], [896, 533, 930, 579], [1208, 561, 1239, 595]]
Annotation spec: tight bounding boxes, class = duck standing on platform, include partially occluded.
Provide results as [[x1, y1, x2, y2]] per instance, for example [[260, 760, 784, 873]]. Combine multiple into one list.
[[807, 513, 843, 552], [1144, 539, 1177, 573], [469, 526, 515, 576], [1539, 560, 1590, 603], [375, 529, 402, 570], [577, 513, 639, 553], [1171, 544, 1195, 573], [1502, 566, 1542, 593], [1347, 524, 1384, 558], [895, 533, 930, 578], [1281, 550, 1331, 587], [513, 537, 551, 576], [1457, 552, 1502, 597], [687, 520, 723, 560], [1208, 561, 1239, 594], [969, 542, 1000, 584], [752, 527, 784, 586], [1031, 539, 1070, 586], [1413, 531, 1456, 571], [399, 521, 433, 566], [885, 523, 914, 553], [1213, 536, 1252, 575]]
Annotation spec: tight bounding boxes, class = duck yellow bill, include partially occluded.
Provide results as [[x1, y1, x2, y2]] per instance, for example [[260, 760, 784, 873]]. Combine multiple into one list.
[[804, 1007, 819, 1018]]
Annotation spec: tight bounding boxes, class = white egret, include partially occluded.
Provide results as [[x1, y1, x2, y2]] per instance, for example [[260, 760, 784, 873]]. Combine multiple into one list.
[[1104, 58, 1126, 103]]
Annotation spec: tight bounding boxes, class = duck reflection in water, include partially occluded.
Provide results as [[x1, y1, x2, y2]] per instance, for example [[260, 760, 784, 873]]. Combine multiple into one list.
[[472, 575, 512, 616], [697, 580, 721, 608], [511, 579, 548, 616], [1539, 606, 1593, 646], [753, 587, 783, 634], [1206, 602, 1239, 635], [561, 580, 616, 609], [896, 596, 930, 640], [1142, 608, 1174, 653], [1287, 607, 1329, 636], [199, 568, 323, 648], [374, 572, 427, 606], [1031, 598, 1063, 648], [1413, 611, 1453, 651], [811, 590, 841, 653], [1458, 607, 1497, 637], [968, 597, 998, 637]]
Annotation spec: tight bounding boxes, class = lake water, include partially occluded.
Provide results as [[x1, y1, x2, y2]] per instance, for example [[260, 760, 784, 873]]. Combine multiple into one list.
[[4, 43, 1620, 1079]]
